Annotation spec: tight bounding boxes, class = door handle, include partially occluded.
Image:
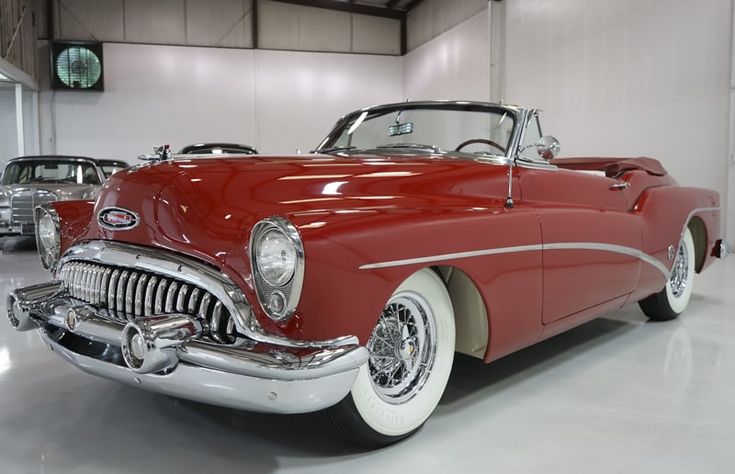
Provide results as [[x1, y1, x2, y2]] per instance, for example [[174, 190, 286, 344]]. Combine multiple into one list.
[[609, 182, 630, 190]]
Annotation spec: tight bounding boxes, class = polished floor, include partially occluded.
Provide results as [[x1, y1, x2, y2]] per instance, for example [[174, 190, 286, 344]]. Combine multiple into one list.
[[0, 236, 733, 473]]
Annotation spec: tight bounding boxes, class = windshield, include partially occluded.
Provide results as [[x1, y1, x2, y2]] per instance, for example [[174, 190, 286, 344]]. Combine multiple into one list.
[[319, 105, 516, 157], [100, 164, 126, 178], [0, 160, 101, 185]]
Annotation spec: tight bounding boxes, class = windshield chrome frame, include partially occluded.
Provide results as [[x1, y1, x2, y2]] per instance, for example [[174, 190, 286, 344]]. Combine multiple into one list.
[[315, 101, 527, 163]]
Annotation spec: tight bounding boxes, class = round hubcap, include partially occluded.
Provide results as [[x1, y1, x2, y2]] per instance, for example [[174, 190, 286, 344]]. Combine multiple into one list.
[[669, 239, 689, 298], [366, 293, 437, 405]]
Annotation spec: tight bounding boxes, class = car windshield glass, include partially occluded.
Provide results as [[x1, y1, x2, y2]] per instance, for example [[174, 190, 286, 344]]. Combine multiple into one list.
[[320, 105, 515, 158], [100, 165, 125, 178], [0, 161, 101, 185]]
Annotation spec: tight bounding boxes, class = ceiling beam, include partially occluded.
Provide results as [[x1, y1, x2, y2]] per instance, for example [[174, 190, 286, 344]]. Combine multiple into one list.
[[270, 0, 405, 20], [405, 0, 425, 12], [386, 0, 402, 9]]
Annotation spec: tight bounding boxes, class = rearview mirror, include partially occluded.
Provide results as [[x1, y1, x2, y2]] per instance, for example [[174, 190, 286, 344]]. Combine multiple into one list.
[[533, 135, 560, 161]]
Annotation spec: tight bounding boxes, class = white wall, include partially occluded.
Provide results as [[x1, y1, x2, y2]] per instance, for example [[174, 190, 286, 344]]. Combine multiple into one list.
[[404, 8, 490, 101], [0, 87, 16, 161], [39, 42, 403, 161], [505, 0, 733, 237], [407, 0, 488, 51]]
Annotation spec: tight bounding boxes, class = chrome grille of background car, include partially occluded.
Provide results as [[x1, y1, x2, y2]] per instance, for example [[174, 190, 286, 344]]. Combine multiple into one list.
[[59, 261, 237, 343], [10, 190, 56, 224]]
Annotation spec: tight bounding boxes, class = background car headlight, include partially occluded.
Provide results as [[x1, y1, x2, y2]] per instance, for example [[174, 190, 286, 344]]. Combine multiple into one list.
[[35, 205, 61, 271], [249, 217, 304, 322]]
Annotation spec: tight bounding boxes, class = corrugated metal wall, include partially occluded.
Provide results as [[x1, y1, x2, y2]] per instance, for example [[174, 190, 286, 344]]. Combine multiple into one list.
[[41, 0, 402, 55], [0, 0, 37, 79]]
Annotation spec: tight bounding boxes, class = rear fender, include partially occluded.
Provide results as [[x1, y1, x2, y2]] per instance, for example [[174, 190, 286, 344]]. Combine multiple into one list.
[[630, 186, 720, 301]]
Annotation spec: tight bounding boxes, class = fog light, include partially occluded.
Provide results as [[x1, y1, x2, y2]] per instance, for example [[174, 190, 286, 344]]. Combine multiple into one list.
[[268, 291, 286, 316]]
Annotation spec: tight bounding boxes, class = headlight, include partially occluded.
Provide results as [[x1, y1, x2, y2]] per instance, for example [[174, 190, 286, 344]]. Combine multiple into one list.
[[35, 205, 61, 272], [249, 217, 304, 321], [255, 228, 297, 286]]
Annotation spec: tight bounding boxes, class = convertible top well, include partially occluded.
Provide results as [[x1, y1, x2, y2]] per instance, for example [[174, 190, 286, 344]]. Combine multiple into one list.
[[550, 157, 668, 178]]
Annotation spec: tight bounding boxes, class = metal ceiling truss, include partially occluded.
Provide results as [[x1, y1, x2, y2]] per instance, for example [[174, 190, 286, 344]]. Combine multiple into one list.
[[269, 0, 427, 54]]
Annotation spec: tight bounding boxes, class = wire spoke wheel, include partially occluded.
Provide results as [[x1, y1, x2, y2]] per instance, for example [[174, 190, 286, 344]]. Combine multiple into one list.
[[324, 269, 455, 447], [640, 227, 696, 320], [367, 294, 437, 405]]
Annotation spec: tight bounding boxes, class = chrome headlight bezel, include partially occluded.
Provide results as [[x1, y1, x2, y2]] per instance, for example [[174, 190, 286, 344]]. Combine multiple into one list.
[[35, 204, 61, 272], [249, 216, 305, 322]]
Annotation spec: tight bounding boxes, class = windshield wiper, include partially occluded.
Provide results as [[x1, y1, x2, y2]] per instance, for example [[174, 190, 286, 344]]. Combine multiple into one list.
[[376, 143, 443, 153], [313, 146, 358, 154]]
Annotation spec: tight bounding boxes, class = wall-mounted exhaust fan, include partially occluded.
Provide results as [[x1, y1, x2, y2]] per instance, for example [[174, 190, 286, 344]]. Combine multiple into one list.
[[51, 41, 104, 91]]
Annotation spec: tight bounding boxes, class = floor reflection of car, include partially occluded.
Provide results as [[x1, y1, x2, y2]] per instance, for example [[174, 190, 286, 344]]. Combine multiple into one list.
[[179, 143, 258, 155], [0, 155, 128, 237]]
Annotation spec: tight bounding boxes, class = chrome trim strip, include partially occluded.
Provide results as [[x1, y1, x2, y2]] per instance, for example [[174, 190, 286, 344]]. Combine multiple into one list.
[[359, 244, 543, 270], [360, 242, 671, 278], [543, 242, 670, 277], [360, 207, 722, 276]]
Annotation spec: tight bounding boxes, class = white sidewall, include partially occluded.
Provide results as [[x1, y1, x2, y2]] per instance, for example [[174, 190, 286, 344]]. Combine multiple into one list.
[[666, 228, 695, 314], [351, 269, 456, 437]]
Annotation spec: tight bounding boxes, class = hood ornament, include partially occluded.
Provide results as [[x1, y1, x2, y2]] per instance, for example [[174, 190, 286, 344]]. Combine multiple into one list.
[[138, 144, 172, 162], [98, 207, 139, 230]]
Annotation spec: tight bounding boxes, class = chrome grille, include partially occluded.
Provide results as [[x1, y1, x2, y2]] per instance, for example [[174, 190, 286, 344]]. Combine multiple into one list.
[[59, 261, 237, 343], [10, 190, 57, 224]]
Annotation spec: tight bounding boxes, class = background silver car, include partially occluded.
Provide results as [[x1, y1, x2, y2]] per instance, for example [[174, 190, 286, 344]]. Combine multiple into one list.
[[0, 155, 128, 237]]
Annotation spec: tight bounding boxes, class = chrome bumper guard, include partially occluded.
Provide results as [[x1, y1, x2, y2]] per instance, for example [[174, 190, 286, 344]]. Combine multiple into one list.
[[6, 281, 368, 414], [713, 239, 732, 259]]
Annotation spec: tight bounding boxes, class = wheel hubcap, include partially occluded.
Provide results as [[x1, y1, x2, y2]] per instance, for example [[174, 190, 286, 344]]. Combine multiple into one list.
[[366, 293, 437, 405], [669, 239, 689, 298]]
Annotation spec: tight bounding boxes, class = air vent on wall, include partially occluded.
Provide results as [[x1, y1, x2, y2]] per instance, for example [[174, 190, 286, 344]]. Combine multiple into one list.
[[51, 41, 104, 91]]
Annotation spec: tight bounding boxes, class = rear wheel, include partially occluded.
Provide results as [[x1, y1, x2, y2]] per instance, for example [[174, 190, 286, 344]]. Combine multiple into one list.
[[639, 227, 696, 321], [325, 269, 455, 448]]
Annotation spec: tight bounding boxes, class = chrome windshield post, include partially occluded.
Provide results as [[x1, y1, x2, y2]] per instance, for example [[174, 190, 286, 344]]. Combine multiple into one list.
[[504, 108, 533, 208]]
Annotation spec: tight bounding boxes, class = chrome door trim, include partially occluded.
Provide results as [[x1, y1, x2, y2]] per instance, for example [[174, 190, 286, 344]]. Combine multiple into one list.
[[360, 242, 669, 278]]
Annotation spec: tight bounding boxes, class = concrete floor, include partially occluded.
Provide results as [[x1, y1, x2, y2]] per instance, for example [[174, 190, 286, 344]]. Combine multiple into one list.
[[0, 236, 733, 474]]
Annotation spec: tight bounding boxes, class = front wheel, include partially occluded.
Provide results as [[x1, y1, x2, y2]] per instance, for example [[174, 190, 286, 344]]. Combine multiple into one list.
[[639, 227, 696, 321], [325, 269, 456, 447]]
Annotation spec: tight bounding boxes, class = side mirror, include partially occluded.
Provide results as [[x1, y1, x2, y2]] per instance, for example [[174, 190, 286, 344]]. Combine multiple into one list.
[[534, 135, 560, 161]]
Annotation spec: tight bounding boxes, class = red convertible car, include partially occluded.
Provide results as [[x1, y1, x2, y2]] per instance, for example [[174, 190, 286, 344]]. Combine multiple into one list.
[[5, 101, 728, 447]]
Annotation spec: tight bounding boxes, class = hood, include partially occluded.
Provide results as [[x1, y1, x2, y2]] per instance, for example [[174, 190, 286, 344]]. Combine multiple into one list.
[[77, 154, 507, 266]]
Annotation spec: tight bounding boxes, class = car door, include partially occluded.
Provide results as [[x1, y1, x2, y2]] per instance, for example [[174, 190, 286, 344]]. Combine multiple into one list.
[[520, 165, 642, 324], [515, 119, 641, 325]]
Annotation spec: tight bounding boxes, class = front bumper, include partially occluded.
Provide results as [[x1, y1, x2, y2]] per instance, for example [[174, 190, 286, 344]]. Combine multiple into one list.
[[6, 282, 368, 414]]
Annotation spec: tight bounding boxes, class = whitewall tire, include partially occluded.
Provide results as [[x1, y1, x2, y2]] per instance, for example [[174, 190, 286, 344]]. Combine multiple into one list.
[[325, 268, 455, 447], [640, 227, 696, 321]]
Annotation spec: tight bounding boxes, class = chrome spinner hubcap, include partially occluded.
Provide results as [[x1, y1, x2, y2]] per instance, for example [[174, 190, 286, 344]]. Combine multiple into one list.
[[366, 292, 437, 405], [669, 239, 689, 298]]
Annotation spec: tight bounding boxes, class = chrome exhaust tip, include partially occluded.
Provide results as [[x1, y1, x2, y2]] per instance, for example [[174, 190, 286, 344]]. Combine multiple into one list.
[[121, 315, 204, 374], [6, 292, 36, 331]]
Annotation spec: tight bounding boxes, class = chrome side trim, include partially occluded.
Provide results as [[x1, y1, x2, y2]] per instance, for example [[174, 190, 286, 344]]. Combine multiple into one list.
[[359, 242, 671, 278], [359, 244, 543, 270], [543, 242, 670, 277], [360, 207, 722, 276]]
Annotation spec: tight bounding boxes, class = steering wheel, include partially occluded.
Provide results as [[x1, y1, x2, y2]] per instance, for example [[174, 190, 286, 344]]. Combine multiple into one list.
[[455, 138, 506, 154]]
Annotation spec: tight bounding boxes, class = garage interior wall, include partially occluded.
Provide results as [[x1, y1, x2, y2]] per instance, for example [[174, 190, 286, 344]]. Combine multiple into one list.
[[503, 0, 734, 239], [31, 0, 735, 239], [38, 43, 403, 159]]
